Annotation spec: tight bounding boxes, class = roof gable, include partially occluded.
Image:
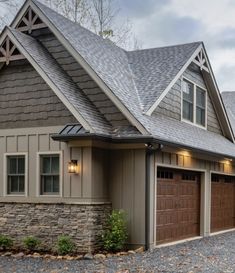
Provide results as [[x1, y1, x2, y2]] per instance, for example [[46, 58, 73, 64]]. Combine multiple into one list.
[[11, 0, 149, 135], [147, 45, 234, 142], [0, 27, 112, 134], [127, 42, 202, 113]]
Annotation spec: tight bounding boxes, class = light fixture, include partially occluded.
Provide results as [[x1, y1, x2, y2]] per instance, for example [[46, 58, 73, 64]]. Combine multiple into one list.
[[68, 160, 79, 174]]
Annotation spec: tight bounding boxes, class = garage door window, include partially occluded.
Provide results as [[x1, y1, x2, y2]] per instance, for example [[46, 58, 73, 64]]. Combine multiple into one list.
[[182, 173, 196, 181], [157, 170, 173, 179]]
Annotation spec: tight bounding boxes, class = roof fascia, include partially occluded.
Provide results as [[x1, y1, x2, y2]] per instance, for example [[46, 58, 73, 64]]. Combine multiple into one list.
[[10, 0, 31, 29], [201, 43, 234, 142], [146, 44, 203, 115], [6, 28, 94, 132], [15, 0, 148, 135]]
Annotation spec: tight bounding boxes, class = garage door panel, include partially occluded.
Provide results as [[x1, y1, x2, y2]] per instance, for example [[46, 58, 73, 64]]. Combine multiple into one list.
[[211, 174, 235, 232], [156, 168, 201, 244]]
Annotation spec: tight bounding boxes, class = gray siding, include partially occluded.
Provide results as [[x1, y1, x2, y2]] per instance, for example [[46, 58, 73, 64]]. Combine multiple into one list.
[[35, 30, 132, 128], [155, 63, 223, 135], [0, 126, 109, 203], [0, 60, 76, 129], [109, 149, 146, 246]]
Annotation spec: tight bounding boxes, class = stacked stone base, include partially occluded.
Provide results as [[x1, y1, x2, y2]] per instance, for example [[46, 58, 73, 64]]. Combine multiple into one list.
[[0, 202, 111, 253]]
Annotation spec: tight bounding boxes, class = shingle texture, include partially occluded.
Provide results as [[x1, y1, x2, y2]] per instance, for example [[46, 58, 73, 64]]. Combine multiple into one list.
[[221, 92, 235, 134], [10, 27, 112, 134], [3, 0, 235, 158], [127, 43, 201, 111], [32, 0, 201, 128]]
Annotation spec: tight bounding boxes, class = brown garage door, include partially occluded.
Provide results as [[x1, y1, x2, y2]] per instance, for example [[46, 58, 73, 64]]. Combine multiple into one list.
[[211, 174, 235, 232], [156, 168, 201, 244]]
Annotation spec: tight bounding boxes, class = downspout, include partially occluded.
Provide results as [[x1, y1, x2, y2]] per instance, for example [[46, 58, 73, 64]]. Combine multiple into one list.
[[145, 143, 157, 250]]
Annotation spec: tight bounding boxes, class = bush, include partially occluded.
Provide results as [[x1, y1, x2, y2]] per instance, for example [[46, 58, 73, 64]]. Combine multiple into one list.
[[0, 235, 13, 251], [56, 236, 75, 255], [23, 236, 40, 251], [101, 209, 128, 252]]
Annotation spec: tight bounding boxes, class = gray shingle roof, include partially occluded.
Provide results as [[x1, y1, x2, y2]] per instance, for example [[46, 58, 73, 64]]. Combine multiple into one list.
[[32, 0, 201, 126], [148, 113, 235, 158], [221, 91, 235, 134], [127, 43, 201, 112], [7, 0, 235, 159], [10, 27, 112, 134]]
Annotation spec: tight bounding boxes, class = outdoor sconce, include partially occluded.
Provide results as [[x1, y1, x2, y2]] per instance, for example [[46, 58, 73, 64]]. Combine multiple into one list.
[[68, 160, 79, 174]]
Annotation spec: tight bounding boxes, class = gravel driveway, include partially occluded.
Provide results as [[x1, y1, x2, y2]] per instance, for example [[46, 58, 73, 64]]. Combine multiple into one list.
[[0, 231, 234, 273]]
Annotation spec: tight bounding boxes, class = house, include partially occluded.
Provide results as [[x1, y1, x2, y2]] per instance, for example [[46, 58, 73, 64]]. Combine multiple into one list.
[[0, 0, 234, 253]]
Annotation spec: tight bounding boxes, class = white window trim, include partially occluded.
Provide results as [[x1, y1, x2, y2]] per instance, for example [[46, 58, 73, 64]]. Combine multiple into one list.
[[36, 151, 63, 198], [3, 152, 28, 197], [181, 76, 207, 130]]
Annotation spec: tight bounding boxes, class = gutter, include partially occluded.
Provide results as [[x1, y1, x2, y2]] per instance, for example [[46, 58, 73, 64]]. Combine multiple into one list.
[[52, 133, 235, 160]]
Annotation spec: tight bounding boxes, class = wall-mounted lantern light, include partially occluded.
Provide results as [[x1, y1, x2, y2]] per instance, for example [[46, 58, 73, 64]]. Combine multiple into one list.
[[68, 160, 79, 174]]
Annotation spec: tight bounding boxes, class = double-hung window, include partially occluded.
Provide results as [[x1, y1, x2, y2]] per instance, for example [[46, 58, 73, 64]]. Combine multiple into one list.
[[182, 79, 206, 127], [7, 155, 26, 195], [40, 154, 60, 195]]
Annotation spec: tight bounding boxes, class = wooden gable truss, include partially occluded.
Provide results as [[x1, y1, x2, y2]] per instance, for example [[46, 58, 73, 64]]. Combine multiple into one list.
[[193, 49, 209, 73], [16, 7, 46, 33], [0, 36, 25, 65]]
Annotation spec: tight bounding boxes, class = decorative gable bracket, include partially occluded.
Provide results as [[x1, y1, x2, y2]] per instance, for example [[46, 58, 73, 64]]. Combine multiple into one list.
[[16, 7, 46, 33], [192, 49, 209, 73], [0, 36, 25, 65]]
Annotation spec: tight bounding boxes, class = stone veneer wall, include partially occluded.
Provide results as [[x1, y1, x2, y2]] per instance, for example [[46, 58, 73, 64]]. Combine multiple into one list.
[[0, 203, 111, 253]]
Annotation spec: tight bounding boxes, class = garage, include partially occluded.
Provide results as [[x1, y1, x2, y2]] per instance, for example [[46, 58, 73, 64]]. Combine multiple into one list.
[[156, 168, 201, 244], [211, 174, 235, 232]]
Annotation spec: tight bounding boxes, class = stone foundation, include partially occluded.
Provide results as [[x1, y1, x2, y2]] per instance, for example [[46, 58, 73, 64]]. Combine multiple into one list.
[[0, 202, 111, 253]]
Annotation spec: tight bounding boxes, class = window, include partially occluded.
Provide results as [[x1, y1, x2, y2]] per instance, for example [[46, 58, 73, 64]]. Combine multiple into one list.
[[182, 79, 206, 127], [157, 170, 173, 179], [182, 80, 194, 122], [40, 154, 60, 195], [7, 155, 25, 195], [196, 87, 206, 126]]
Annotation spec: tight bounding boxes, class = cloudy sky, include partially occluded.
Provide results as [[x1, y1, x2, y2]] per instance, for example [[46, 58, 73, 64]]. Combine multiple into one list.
[[1, 0, 235, 92], [117, 0, 235, 92]]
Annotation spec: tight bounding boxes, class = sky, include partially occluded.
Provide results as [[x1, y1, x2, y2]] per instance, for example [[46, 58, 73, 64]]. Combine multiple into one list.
[[117, 0, 235, 92], [1, 0, 235, 92]]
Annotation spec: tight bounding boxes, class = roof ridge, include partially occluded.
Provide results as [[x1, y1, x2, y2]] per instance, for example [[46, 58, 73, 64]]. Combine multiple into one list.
[[127, 41, 203, 53]]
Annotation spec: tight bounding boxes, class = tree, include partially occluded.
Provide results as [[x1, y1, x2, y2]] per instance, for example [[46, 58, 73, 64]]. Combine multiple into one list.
[[0, 0, 141, 50]]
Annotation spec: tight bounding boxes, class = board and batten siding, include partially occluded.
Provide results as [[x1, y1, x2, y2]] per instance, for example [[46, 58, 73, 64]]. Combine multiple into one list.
[[34, 29, 133, 128], [0, 127, 109, 203], [109, 149, 146, 246], [154, 63, 223, 135], [0, 60, 76, 129]]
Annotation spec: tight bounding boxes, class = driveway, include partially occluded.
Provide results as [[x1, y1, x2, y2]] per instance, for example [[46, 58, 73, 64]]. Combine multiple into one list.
[[0, 231, 234, 273]]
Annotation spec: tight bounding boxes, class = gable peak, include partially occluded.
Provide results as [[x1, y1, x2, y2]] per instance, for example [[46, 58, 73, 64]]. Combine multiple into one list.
[[0, 33, 25, 65]]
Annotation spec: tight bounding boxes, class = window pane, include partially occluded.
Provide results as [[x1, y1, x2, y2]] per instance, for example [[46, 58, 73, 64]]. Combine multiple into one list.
[[196, 87, 205, 108], [8, 157, 17, 174], [18, 176, 25, 192], [10, 176, 19, 192], [42, 157, 51, 174], [51, 156, 59, 174], [52, 176, 59, 193], [40, 154, 60, 195], [183, 100, 193, 122], [18, 158, 25, 174], [196, 107, 205, 126], [182, 80, 193, 102], [42, 176, 53, 193]]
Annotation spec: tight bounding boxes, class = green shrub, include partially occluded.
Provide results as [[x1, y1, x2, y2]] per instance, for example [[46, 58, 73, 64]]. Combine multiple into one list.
[[101, 209, 128, 252], [23, 236, 40, 251], [56, 235, 75, 255], [0, 235, 13, 251]]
